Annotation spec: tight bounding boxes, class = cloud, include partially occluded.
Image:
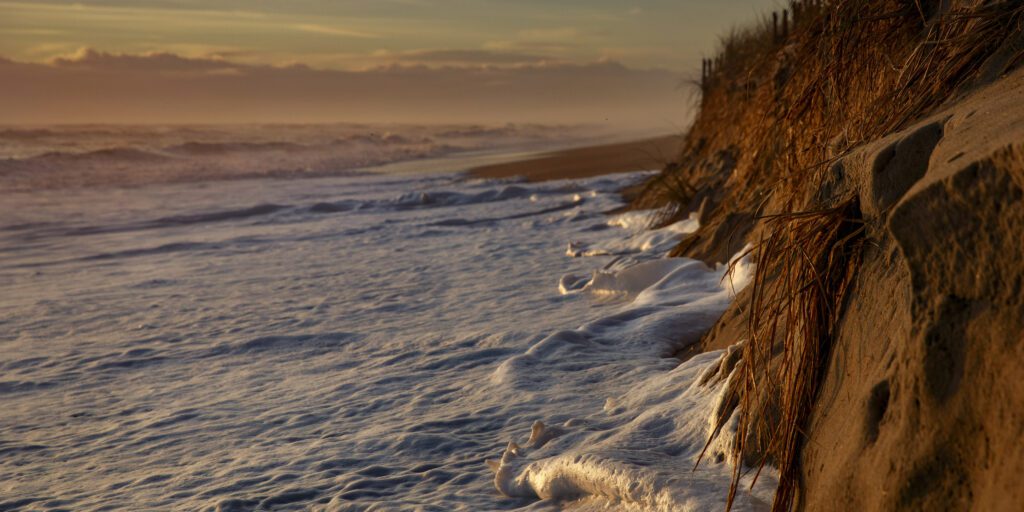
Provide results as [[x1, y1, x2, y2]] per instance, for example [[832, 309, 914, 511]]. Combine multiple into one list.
[[6, 28, 66, 36], [379, 49, 553, 66], [516, 27, 582, 42], [0, 49, 690, 127], [483, 27, 589, 56], [291, 23, 377, 39], [46, 47, 240, 75]]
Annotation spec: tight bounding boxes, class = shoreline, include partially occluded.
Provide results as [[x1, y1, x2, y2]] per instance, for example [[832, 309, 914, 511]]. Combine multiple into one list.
[[0, 134, 678, 194], [466, 135, 681, 182]]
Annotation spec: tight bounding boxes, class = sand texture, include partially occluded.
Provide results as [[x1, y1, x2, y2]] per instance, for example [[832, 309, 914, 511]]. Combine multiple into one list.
[[692, 67, 1024, 511], [796, 66, 1024, 512], [468, 135, 682, 182]]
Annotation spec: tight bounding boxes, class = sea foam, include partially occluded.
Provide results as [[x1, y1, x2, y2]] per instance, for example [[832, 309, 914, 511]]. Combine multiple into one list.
[[0, 167, 774, 511], [491, 229, 774, 510]]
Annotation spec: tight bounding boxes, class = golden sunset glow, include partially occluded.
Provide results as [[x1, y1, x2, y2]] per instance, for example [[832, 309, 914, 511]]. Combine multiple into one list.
[[0, 1, 776, 125]]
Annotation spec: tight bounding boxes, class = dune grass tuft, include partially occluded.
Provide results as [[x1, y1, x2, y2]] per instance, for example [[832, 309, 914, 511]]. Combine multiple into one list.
[[731, 199, 864, 510]]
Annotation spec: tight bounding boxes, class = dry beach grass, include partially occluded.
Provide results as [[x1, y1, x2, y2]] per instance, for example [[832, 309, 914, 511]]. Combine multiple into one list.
[[634, 0, 1024, 510]]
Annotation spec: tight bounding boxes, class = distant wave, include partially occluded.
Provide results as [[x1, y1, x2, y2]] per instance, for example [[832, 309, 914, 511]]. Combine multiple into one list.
[[0, 123, 608, 191], [0, 128, 59, 139], [28, 147, 173, 163], [432, 199, 584, 226], [3, 182, 597, 244], [437, 124, 525, 138], [79, 241, 222, 261], [152, 203, 288, 226], [329, 133, 431, 146], [163, 141, 307, 155], [309, 201, 358, 214]]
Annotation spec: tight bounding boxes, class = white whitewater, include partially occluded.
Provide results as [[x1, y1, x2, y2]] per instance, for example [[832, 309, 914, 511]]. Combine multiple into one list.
[[0, 167, 774, 511], [490, 248, 774, 511]]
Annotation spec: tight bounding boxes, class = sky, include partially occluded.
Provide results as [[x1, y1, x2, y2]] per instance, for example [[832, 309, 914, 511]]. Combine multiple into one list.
[[0, 0, 778, 126]]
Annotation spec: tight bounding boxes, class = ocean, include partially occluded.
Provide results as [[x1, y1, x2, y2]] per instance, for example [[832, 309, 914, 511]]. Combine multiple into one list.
[[0, 144, 776, 510]]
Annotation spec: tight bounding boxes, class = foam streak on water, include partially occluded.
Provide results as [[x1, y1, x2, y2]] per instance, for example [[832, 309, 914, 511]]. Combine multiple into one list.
[[0, 170, 774, 511]]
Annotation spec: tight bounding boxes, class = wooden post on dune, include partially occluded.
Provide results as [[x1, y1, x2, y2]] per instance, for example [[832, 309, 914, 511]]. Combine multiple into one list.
[[701, 58, 707, 90], [773, 11, 779, 43], [783, 9, 790, 39]]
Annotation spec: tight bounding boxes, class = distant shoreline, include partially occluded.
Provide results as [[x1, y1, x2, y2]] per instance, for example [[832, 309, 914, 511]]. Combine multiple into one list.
[[467, 135, 680, 182], [0, 131, 680, 193], [0, 123, 640, 193]]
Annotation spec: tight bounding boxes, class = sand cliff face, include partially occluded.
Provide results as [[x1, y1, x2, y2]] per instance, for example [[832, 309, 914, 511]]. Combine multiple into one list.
[[634, 1, 1024, 507], [689, 68, 1024, 510], [795, 67, 1024, 511]]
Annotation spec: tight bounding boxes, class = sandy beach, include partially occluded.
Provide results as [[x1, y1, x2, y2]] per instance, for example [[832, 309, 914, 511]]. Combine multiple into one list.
[[468, 135, 681, 182]]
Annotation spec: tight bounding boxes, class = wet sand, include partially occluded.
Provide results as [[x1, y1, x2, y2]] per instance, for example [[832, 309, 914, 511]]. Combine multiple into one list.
[[468, 135, 681, 182]]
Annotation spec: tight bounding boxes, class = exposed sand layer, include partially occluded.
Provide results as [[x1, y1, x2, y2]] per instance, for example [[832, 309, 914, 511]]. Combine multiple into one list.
[[468, 135, 682, 182], [795, 64, 1024, 512], [692, 66, 1024, 511]]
